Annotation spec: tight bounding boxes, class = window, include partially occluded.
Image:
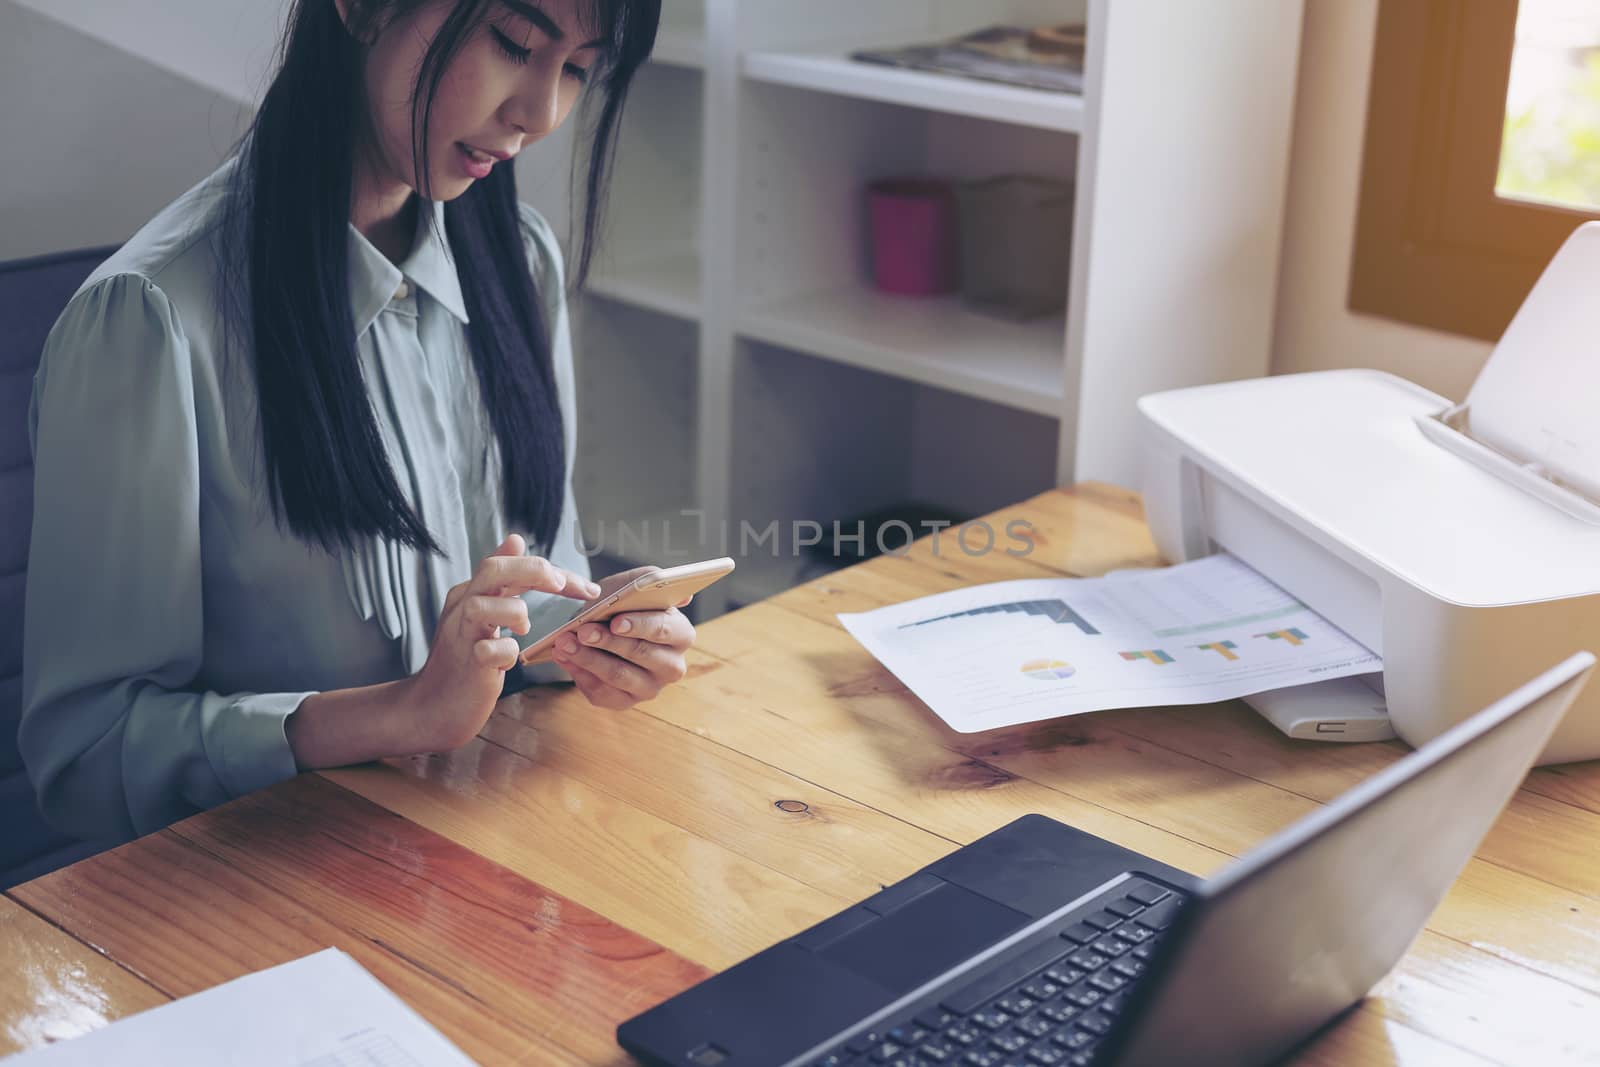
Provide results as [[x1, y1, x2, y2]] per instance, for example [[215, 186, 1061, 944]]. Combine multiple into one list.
[[1498, 0, 1600, 213], [1351, 0, 1600, 342]]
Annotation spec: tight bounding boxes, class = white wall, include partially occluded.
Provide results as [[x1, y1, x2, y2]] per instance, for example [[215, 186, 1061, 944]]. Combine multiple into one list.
[[0, 0, 252, 261], [10, 0, 288, 107], [1272, 0, 1494, 402]]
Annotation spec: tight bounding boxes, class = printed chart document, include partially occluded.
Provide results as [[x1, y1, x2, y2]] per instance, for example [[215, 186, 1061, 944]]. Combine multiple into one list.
[[838, 553, 1382, 733], [3, 948, 476, 1066]]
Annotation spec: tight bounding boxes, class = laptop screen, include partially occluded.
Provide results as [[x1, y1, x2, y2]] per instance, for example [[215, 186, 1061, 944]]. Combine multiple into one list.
[[1103, 655, 1590, 1067]]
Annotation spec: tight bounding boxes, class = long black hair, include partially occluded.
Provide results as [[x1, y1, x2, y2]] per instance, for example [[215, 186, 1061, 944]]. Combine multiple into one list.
[[218, 0, 658, 557]]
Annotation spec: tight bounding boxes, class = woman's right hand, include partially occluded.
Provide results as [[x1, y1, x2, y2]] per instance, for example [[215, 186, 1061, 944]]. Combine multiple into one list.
[[400, 533, 599, 753]]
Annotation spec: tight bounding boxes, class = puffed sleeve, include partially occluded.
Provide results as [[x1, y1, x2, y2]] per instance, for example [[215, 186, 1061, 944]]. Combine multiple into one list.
[[21, 274, 314, 841], [514, 206, 594, 685]]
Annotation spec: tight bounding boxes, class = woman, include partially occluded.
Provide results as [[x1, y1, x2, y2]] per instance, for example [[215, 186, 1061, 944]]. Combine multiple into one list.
[[21, 0, 686, 843]]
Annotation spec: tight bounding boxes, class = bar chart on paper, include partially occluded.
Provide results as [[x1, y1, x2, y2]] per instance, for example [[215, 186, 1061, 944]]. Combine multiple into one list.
[[1120, 649, 1175, 665], [906, 599, 1100, 635], [837, 554, 1383, 732]]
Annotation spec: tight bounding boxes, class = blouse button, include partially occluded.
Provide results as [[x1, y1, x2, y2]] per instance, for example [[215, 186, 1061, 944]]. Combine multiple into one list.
[[393, 280, 411, 300]]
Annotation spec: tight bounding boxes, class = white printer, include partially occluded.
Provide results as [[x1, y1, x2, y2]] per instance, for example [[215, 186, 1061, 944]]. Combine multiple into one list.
[[1138, 222, 1600, 765]]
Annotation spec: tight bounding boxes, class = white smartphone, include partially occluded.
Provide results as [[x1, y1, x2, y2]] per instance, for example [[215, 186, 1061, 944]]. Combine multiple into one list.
[[519, 557, 736, 666]]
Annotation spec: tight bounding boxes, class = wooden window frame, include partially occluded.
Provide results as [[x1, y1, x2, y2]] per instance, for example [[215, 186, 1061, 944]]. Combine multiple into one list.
[[1351, 0, 1599, 342]]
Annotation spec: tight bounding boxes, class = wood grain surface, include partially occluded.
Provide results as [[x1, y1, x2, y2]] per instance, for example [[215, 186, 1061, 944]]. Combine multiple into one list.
[[6, 484, 1598, 1065]]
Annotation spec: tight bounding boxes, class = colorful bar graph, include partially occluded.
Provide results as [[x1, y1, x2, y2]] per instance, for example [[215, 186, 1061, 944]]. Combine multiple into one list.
[[1119, 649, 1175, 665], [1254, 627, 1310, 646], [1194, 640, 1240, 661]]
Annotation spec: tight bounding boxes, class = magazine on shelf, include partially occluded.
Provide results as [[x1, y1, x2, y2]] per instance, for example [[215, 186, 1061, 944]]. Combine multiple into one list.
[[851, 24, 1086, 95]]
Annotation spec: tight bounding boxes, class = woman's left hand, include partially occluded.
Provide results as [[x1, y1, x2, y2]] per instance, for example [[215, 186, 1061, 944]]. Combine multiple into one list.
[[551, 566, 695, 708]]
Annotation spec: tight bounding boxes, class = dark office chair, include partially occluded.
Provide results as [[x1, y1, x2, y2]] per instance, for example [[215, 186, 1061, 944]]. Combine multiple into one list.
[[1, 246, 119, 889]]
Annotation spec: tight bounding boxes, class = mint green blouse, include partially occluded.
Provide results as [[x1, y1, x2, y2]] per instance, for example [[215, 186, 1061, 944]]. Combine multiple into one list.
[[22, 157, 590, 842]]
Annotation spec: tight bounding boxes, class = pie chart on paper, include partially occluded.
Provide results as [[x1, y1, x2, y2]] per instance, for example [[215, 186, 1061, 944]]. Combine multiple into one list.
[[1020, 658, 1076, 682]]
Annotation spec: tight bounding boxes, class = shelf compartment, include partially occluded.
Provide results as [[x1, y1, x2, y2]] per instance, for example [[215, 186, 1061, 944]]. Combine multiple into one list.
[[587, 246, 702, 320], [652, 26, 706, 69], [590, 60, 702, 308], [737, 285, 1065, 418], [741, 49, 1084, 135], [571, 302, 698, 574], [723, 339, 1057, 607]]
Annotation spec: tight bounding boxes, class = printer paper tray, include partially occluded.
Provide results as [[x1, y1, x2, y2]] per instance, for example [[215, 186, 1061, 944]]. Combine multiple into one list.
[[1415, 405, 1600, 526]]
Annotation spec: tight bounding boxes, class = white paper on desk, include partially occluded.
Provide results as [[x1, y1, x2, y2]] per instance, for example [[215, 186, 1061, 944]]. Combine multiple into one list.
[[2, 948, 477, 1066], [837, 553, 1382, 733]]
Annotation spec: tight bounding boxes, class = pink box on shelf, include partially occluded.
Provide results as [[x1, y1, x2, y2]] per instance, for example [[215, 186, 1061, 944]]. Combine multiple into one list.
[[866, 178, 959, 296]]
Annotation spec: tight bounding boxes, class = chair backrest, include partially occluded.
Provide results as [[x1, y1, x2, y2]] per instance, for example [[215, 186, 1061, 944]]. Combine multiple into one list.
[[1, 245, 119, 888]]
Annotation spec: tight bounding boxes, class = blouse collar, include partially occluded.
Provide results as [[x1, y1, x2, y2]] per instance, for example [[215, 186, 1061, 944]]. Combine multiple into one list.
[[347, 197, 470, 335]]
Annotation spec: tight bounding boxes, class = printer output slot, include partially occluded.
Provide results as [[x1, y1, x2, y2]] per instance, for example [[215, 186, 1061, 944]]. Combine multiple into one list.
[[1201, 477, 1385, 657]]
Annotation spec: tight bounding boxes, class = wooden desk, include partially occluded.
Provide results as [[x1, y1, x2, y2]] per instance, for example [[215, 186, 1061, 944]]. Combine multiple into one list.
[[5, 485, 1599, 1065]]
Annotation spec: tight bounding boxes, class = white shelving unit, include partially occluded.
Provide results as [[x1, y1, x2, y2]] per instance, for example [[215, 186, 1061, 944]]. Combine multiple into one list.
[[738, 289, 1065, 418], [520, 0, 1305, 618], [589, 247, 702, 319], [740, 49, 1085, 134]]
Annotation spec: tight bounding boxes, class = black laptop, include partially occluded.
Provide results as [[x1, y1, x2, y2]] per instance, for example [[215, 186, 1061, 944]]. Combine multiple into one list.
[[619, 652, 1593, 1067]]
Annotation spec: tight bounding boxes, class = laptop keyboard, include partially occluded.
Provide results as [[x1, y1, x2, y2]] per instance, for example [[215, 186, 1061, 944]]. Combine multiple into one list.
[[808, 878, 1184, 1067]]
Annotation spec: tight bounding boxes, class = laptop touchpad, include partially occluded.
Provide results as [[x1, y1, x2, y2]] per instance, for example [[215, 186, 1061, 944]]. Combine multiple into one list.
[[818, 882, 1030, 991]]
